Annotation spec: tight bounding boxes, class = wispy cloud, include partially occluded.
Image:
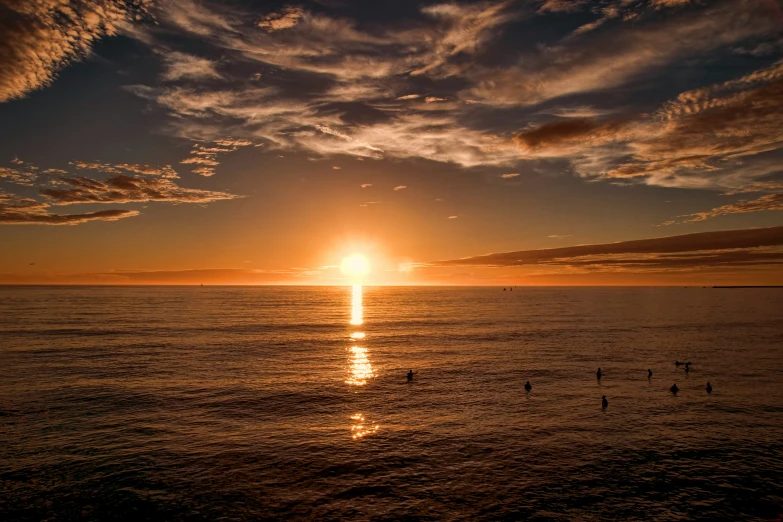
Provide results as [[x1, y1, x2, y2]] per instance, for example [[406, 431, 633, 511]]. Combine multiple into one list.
[[191, 167, 215, 177], [510, 59, 783, 194], [0, 166, 37, 186], [394, 185, 407, 191], [468, 0, 779, 106], [500, 173, 520, 179], [41, 175, 239, 205], [71, 161, 179, 179], [0, 157, 241, 226], [178, 139, 253, 175], [0, 190, 138, 226], [162, 52, 222, 81], [257, 6, 304, 32], [679, 194, 783, 223]]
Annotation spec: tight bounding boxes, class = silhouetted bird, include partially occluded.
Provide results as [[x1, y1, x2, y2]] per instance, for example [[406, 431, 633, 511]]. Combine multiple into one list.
[[602, 395, 608, 408], [596, 368, 602, 380], [706, 382, 712, 393], [648, 369, 653, 378], [524, 381, 532, 392], [670, 383, 679, 394]]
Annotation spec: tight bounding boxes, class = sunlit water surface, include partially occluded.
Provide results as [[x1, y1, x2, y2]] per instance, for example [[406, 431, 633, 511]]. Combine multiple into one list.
[[1, 286, 782, 521]]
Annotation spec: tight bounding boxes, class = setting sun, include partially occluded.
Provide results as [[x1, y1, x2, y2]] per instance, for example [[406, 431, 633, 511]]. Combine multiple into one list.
[[340, 255, 370, 278]]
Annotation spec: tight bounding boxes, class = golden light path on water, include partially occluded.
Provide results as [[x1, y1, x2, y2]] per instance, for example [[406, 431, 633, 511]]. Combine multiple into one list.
[[346, 284, 379, 440], [350, 284, 363, 326]]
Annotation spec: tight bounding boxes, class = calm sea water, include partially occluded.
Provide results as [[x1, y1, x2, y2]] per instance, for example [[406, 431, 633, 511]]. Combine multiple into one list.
[[1, 286, 782, 521]]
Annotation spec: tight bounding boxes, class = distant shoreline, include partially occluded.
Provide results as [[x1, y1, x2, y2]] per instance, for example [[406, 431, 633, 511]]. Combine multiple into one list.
[[712, 286, 783, 288]]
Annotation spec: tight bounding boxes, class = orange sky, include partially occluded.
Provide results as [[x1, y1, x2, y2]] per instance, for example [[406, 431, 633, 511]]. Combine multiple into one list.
[[1, 0, 782, 285]]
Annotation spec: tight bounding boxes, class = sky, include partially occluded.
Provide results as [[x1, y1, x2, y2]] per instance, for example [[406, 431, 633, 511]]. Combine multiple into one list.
[[0, 0, 782, 285]]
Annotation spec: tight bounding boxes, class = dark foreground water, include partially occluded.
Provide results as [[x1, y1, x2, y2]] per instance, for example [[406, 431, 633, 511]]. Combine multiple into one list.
[[1, 286, 782, 521]]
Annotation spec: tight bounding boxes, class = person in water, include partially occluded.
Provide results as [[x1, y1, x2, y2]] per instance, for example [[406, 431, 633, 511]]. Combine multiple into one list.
[[596, 368, 602, 379], [670, 383, 679, 394], [407, 369, 414, 381], [524, 381, 532, 392], [648, 369, 653, 378], [602, 395, 608, 408], [706, 382, 712, 393]]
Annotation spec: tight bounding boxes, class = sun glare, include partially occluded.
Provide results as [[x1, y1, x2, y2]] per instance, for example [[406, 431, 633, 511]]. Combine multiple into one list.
[[341, 255, 370, 277]]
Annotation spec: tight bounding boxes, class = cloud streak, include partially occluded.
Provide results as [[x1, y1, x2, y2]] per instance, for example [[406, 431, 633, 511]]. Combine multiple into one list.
[[431, 226, 783, 271]]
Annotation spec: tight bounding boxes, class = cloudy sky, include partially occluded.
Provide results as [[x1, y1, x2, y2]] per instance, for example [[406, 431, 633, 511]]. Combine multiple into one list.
[[1, 0, 782, 284]]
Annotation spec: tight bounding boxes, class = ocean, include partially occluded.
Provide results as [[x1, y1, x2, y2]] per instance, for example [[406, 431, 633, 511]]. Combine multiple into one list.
[[1, 286, 782, 521]]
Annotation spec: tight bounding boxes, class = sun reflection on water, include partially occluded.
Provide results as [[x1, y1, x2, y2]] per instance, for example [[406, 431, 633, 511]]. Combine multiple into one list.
[[350, 413, 380, 440], [346, 285, 379, 439], [346, 345, 374, 386], [350, 284, 363, 326], [346, 285, 373, 386]]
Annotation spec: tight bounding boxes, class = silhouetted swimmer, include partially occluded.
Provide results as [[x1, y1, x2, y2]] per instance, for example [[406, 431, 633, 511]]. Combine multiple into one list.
[[524, 381, 532, 392], [407, 369, 414, 382], [706, 382, 712, 393], [602, 395, 608, 408], [596, 368, 602, 380], [648, 369, 653, 378], [670, 383, 679, 394]]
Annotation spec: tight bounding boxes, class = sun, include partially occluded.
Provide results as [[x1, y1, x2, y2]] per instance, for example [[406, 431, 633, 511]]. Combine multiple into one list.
[[341, 255, 370, 277]]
